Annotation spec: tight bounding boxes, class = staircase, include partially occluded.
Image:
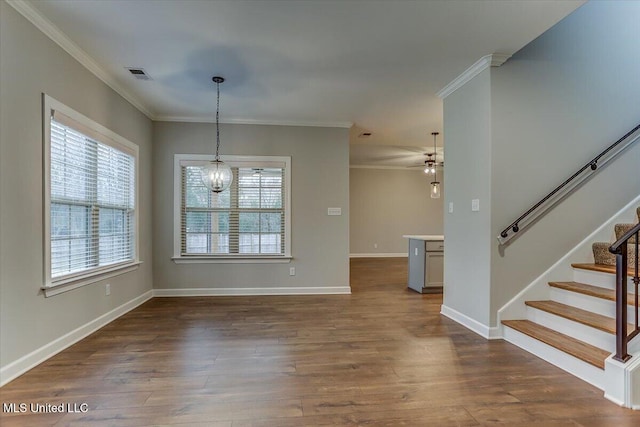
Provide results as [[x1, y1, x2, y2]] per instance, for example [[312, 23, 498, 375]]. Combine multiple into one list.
[[502, 207, 640, 389]]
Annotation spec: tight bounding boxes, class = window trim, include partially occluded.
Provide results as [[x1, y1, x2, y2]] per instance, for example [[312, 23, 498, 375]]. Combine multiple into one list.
[[42, 94, 140, 295], [173, 154, 292, 263]]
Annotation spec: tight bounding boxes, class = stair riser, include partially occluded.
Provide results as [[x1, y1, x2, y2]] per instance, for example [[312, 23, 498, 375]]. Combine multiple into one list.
[[593, 243, 637, 266], [615, 224, 638, 243], [628, 337, 640, 354], [550, 288, 637, 323], [503, 326, 606, 390], [572, 268, 636, 290], [526, 306, 615, 350]]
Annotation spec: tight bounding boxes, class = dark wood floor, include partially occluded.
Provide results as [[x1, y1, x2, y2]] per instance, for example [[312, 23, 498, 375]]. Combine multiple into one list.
[[2, 257, 640, 426]]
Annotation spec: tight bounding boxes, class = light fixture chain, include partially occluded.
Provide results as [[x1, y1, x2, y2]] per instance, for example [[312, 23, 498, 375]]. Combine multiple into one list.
[[215, 79, 221, 160], [433, 132, 438, 181]]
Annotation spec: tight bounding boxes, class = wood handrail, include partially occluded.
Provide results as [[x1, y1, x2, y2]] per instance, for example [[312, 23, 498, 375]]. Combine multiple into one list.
[[609, 223, 640, 362]]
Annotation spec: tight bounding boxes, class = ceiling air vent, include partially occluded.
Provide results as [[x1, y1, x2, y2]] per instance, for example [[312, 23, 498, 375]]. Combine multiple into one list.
[[126, 67, 152, 80]]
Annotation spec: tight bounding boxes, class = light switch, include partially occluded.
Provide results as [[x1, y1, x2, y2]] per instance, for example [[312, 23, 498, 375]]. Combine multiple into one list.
[[472, 199, 480, 212], [327, 207, 342, 216], [448, 202, 454, 214]]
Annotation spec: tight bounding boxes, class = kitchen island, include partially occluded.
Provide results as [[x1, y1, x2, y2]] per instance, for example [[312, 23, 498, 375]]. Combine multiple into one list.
[[403, 235, 444, 293]]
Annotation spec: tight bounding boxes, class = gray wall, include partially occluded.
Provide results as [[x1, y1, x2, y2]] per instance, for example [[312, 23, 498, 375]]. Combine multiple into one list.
[[152, 122, 350, 290], [443, 1, 640, 328], [0, 2, 154, 369], [489, 1, 640, 323], [442, 68, 493, 326], [349, 167, 443, 255]]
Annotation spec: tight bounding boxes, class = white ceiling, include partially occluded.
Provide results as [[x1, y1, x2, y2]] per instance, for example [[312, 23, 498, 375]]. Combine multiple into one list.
[[21, 0, 583, 163], [350, 144, 444, 169]]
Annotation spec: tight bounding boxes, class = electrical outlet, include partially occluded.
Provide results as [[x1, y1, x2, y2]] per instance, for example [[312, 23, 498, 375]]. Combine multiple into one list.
[[449, 202, 454, 213], [374, 243, 378, 249], [289, 267, 296, 276], [105, 283, 111, 296], [472, 199, 480, 212]]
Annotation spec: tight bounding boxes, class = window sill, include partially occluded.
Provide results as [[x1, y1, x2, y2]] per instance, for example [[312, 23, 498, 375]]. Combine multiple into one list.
[[172, 256, 292, 264], [42, 261, 142, 297]]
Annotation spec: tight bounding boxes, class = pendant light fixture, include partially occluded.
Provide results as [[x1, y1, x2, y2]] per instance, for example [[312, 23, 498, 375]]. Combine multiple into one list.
[[201, 76, 233, 193], [430, 132, 441, 199], [424, 154, 436, 174]]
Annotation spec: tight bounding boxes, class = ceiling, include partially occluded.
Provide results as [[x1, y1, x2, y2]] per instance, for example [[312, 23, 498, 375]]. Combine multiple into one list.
[[350, 144, 444, 169], [21, 0, 583, 164]]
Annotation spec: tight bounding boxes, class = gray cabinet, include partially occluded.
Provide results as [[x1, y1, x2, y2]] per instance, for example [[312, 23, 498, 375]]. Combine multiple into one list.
[[408, 239, 426, 292], [407, 238, 444, 293], [426, 251, 444, 287]]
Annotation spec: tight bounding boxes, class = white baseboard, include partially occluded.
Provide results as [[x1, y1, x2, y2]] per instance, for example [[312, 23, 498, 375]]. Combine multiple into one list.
[[153, 286, 352, 297], [0, 290, 153, 387], [440, 304, 501, 339], [349, 253, 408, 258], [604, 393, 627, 407]]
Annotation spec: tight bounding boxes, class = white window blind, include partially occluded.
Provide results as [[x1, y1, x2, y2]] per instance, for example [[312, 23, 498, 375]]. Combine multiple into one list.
[[49, 111, 136, 280], [180, 161, 287, 256]]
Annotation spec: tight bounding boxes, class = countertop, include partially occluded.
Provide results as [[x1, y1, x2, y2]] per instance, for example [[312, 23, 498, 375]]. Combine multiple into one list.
[[402, 235, 444, 241]]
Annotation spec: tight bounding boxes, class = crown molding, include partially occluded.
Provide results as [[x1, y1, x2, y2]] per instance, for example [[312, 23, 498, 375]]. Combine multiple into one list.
[[6, 0, 156, 119], [436, 53, 512, 100], [156, 115, 353, 129]]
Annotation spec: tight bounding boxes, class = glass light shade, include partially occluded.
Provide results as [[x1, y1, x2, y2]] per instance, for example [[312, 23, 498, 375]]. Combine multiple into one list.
[[430, 181, 441, 199], [201, 160, 233, 193]]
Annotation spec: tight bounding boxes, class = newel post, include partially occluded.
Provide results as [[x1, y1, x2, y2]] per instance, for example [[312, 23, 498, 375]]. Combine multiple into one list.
[[613, 243, 630, 362]]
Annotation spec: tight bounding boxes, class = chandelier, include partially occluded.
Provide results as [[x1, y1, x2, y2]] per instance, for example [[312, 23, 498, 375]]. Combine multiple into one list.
[[200, 76, 233, 193]]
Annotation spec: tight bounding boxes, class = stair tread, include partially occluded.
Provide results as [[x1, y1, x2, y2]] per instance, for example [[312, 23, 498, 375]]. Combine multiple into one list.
[[572, 263, 638, 277], [502, 320, 609, 369], [549, 281, 636, 305], [525, 300, 630, 334]]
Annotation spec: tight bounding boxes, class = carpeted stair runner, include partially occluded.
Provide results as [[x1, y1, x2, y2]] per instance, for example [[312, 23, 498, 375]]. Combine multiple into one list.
[[592, 207, 639, 266]]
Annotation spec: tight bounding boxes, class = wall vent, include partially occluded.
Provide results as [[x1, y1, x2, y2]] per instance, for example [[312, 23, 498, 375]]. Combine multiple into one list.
[[126, 67, 152, 80]]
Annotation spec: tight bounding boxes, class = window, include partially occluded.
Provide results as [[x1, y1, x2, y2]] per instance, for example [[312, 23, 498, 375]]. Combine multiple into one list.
[[43, 95, 139, 294], [174, 155, 291, 262]]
